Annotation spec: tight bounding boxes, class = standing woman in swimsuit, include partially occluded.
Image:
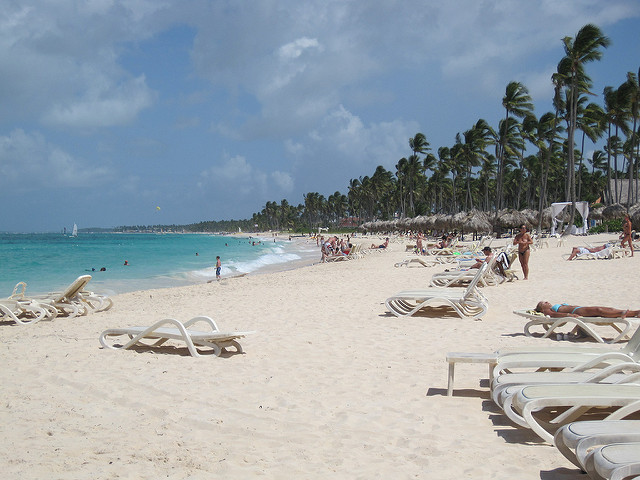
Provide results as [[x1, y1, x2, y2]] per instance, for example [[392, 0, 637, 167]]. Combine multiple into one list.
[[622, 213, 634, 257], [513, 224, 533, 280]]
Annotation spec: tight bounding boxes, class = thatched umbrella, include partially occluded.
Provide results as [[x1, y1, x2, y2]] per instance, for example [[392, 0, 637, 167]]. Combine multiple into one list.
[[410, 215, 429, 230], [395, 217, 410, 231], [451, 211, 468, 230], [530, 206, 553, 229], [423, 215, 438, 230], [432, 213, 452, 231], [495, 208, 528, 229], [602, 203, 627, 219], [589, 207, 604, 221], [626, 204, 640, 229], [628, 203, 640, 217], [464, 210, 492, 233], [520, 209, 538, 227]]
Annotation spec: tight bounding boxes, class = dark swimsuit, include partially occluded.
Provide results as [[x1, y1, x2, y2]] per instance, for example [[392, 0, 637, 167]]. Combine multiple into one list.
[[519, 246, 530, 256]]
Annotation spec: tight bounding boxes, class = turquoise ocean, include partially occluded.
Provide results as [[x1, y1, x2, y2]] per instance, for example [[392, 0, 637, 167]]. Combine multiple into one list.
[[0, 233, 319, 296]]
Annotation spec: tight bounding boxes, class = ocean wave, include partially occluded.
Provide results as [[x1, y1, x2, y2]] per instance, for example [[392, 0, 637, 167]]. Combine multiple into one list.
[[227, 252, 302, 273]]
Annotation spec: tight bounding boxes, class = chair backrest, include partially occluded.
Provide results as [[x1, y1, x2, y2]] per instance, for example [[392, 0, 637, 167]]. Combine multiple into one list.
[[56, 275, 92, 302], [10, 282, 27, 299], [463, 262, 489, 298], [623, 324, 640, 356]]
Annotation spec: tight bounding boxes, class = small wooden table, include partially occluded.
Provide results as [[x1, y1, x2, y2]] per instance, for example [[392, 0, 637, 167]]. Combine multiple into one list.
[[446, 352, 498, 396]]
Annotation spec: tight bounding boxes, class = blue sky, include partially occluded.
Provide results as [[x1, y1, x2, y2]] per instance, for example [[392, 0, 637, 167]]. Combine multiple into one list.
[[1, 0, 639, 232]]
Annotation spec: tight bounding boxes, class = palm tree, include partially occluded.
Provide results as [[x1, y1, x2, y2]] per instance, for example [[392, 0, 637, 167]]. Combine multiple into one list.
[[348, 178, 362, 219], [495, 116, 524, 208], [619, 70, 640, 203], [370, 166, 394, 219], [577, 102, 605, 199], [404, 154, 425, 217], [556, 23, 609, 222], [432, 147, 451, 212], [478, 155, 496, 211], [395, 157, 408, 217], [496, 81, 533, 210], [409, 133, 430, 157]]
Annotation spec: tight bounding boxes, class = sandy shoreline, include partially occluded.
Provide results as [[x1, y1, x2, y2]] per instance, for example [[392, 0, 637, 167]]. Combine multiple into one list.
[[1, 232, 638, 479]]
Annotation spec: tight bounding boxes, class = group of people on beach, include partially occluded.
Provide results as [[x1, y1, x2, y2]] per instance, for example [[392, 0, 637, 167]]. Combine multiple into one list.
[[319, 235, 353, 261], [413, 232, 457, 255]]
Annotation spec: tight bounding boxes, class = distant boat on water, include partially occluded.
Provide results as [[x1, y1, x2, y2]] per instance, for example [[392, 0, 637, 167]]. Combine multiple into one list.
[[70, 223, 78, 237]]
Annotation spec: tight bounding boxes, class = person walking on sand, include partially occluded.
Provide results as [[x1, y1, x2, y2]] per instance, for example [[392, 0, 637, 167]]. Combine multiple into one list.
[[622, 213, 634, 257], [216, 256, 221, 280], [513, 224, 532, 280]]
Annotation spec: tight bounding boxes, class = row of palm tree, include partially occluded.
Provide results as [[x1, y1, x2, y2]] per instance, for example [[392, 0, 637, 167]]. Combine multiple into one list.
[[250, 24, 639, 233]]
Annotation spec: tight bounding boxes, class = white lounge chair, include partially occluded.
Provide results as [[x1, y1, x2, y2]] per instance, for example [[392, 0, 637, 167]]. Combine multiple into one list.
[[564, 247, 613, 260], [492, 326, 640, 378], [501, 383, 640, 443], [99, 316, 255, 357], [11, 276, 93, 317], [385, 263, 489, 319], [429, 255, 500, 287], [514, 309, 638, 344], [491, 361, 640, 408], [0, 299, 50, 325], [585, 441, 640, 479], [394, 257, 435, 268], [324, 244, 362, 262], [555, 420, 640, 470]]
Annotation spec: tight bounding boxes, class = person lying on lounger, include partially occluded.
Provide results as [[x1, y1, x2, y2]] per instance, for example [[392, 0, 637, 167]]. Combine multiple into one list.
[[535, 301, 640, 318], [370, 238, 389, 249], [566, 243, 612, 260]]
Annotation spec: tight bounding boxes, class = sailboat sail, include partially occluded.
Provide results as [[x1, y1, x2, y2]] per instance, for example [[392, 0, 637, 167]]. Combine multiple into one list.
[[71, 223, 78, 237]]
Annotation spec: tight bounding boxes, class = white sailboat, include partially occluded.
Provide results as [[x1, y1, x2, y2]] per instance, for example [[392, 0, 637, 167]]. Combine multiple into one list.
[[71, 223, 78, 237]]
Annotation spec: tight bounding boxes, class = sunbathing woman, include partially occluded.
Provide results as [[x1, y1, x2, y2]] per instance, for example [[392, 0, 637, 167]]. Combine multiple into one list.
[[566, 243, 611, 260], [535, 301, 640, 318]]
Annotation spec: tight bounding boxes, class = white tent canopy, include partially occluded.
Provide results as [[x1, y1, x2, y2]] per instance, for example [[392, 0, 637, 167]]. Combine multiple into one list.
[[551, 201, 589, 235]]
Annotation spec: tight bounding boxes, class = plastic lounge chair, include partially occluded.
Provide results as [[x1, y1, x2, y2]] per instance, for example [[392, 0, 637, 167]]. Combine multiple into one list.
[[12, 280, 112, 314], [564, 248, 613, 260], [394, 257, 434, 268], [491, 326, 640, 378], [501, 383, 640, 443], [514, 309, 637, 344], [325, 244, 362, 262], [555, 420, 640, 470], [384, 263, 489, 319], [77, 289, 113, 312], [582, 441, 640, 479], [99, 316, 255, 357], [491, 362, 640, 408], [429, 255, 500, 287], [11, 276, 92, 317], [0, 298, 50, 325]]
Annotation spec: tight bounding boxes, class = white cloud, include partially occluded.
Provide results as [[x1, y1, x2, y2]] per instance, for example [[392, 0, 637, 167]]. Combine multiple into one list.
[[0, 1, 159, 128], [285, 105, 419, 192], [0, 129, 113, 190], [198, 154, 294, 197], [270, 171, 294, 192], [43, 75, 155, 127], [278, 37, 321, 60]]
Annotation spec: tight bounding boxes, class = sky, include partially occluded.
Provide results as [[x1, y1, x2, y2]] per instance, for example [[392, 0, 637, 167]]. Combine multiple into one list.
[[0, 0, 639, 232]]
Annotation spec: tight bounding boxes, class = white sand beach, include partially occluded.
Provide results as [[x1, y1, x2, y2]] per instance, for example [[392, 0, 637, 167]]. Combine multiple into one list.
[[1, 232, 638, 479]]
